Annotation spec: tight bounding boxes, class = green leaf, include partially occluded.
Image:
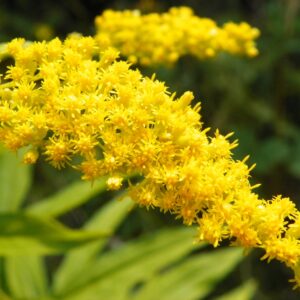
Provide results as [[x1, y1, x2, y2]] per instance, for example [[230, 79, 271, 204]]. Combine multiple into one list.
[[0, 289, 12, 300], [215, 279, 257, 300], [26, 177, 107, 217], [0, 148, 31, 212], [0, 258, 5, 289], [0, 213, 108, 255], [53, 195, 135, 294], [5, 256, 48, 299], [58, 227, 204, 300], [133, 247, 244, 300], [0, 148, 51, 299]]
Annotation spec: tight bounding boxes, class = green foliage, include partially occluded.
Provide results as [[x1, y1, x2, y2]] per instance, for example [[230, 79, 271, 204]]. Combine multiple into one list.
[[26, 179, 108, 218], [215, 280, 257, 300], [0, 147, 31, 212], [5, 256, 48, 299], [131, 248, 244, 300], [53, 195, 135, 294], [0, 213, 107, 255]]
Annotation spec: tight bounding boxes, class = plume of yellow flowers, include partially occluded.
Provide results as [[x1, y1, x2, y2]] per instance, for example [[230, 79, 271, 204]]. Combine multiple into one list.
[[0, 35, 300, 288], [95, 6, 260, 66]]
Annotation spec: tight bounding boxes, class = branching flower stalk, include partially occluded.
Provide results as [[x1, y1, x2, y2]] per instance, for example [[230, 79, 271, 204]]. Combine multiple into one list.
[[95, 6, 260, 66], [0, 33, 300, 288]]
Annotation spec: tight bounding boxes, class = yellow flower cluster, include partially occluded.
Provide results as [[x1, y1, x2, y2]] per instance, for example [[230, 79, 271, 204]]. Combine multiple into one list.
[[95, 6, 260, 66], [0, 35, 299, 288]]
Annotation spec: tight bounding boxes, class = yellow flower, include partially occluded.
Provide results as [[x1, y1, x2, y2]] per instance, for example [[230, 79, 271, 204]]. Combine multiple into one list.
[[44, 136, 73, 169], [23, 149, 39, 164], [0, 35, 299, 288], [107, 176, 123, 190], [261, 238, 300, 267], [95, 6, 260, 66]]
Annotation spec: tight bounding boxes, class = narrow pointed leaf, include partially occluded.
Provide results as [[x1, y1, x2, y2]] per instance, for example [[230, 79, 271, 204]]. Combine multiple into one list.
[[0, 148, 31, 212], [53, 195, 134, 294], [59, 227, 204, 300], [5, 256, 48, 299], [0, 290, 12, 300], [215, 279, 257, 300], [26, 177, 107, 217], [0, 213, 108, 255], [133, 247, 244, 300]]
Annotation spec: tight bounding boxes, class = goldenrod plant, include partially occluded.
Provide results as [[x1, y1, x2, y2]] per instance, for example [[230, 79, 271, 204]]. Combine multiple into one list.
[[95, 7, 260, 66], [0, 4, 299, 299], [0, 25, 299, 290]]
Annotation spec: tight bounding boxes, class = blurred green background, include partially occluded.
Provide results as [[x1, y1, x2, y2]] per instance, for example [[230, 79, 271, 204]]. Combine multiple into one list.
[[0, 0, 299, 299]]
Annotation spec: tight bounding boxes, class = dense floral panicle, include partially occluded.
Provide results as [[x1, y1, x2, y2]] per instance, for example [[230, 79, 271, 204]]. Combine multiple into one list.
[[0, 35, 300, 288], [95, 6, 260, 66]]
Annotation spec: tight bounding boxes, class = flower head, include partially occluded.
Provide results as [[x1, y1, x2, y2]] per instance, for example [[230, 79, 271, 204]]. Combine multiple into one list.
[[0, 34, 299, 288], [95, 6, 260, 66]]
